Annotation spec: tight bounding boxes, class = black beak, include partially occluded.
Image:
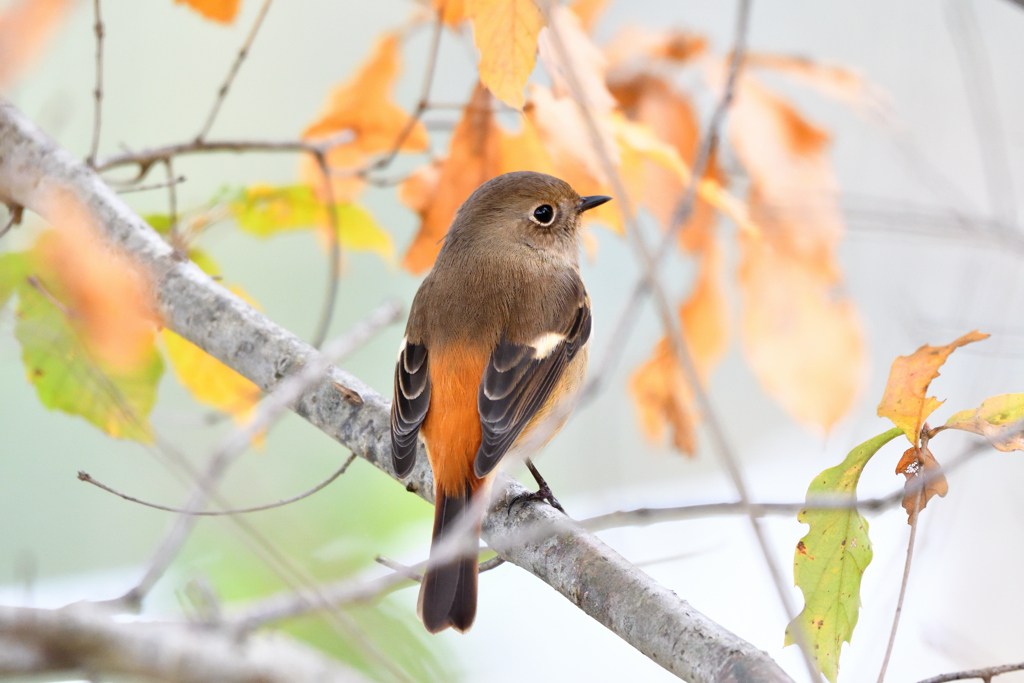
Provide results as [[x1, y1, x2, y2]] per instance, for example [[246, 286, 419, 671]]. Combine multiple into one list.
[[577, 195, 612, 213]]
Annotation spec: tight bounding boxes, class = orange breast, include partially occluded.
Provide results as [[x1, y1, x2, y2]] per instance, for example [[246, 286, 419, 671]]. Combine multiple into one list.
[[420, 344, 489, 498]]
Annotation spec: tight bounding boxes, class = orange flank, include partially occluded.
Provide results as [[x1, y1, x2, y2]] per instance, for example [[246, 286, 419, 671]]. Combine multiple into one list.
[[420, 344, 490, 497]]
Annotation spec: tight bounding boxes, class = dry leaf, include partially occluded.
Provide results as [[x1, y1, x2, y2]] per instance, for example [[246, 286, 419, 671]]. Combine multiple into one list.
[[538, 4, 616, 113], [877, 331, 990, 446], [896, 446, 948, 522], [738, 233, 864, 430], [36, 192, 159, 373], [0, 0, 76, 90], [401, 84, 501, 273], [746, 52, 892, 120], [301, 33, 428, 203], [465, 0, 545, 109], [569, 0, 609, 33], [629, 243, 728, 455], [604, 26, 708, 68], [944, 394, 1024, 452], [433, 0, 467, 25], [175, 0, 240, 23]]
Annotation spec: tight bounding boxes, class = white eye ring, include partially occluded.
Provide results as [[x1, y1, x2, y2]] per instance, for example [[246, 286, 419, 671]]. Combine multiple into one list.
[[530, 203, 556, 226]]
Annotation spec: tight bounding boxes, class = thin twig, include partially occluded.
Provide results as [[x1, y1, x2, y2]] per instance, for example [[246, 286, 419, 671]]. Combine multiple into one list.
[[917, 661, 1024, 683], [374, 556, 423, 582], [0, 204, 23, 239], [77, 453, 357, 516], [118, 300, 401, 606], [94, 131, 353, 179], [25, 276, 73, 317], [877, 428, 933, 683], [579, 0, 750, 405], [309, 152, 341, 349], [583, 443, 984, 532], [86, 0, 104, 166], [540, 3, 822, 679], [164, 158, 180, 249], [114, 175, 186, 194], [196, 0, 274, 142]]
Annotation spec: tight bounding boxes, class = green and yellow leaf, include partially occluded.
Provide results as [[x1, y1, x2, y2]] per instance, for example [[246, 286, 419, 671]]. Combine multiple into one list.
[[785, 427, 902, 682], [945, 393, 1024, 452]]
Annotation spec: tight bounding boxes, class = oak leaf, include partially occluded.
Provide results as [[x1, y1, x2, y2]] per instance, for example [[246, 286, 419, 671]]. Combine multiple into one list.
[[302, 33, 428, 203], [877, 330, 989, 446], [895, 446, 948, 522], [786, 427, 903, 682], [944, 393, 1024, 452], [175, 0, 241, 23], [465, 0, 545, 109]]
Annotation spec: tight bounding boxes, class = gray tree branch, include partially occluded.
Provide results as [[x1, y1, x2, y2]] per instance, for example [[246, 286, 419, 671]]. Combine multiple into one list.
[[0, 100, 793, 683]]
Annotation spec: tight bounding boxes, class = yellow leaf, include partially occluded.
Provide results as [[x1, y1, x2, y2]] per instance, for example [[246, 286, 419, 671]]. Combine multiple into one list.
[[0, 0, 76, 90], [433, 0, 467, 25], [945, 394, 1024, 452], [161, 288, 262, 424], [465, 0, 545, 109], [175, 0, 241, 23], [877, 330, 990, 445], [302, 33, 428, 203], [739, 233, 865, 430]]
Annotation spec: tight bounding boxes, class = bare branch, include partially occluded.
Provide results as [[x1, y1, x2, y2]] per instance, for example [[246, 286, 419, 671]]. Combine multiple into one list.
[[114, 174, 186, 194], [0, 99, 794, 683], [78, 453, 357, 516], [0, 604, 369, 682], [0, 203, 23, 239], [917, 661, 1024, 683], [196, 0, 274, 142], [85, 0, 104, 166]]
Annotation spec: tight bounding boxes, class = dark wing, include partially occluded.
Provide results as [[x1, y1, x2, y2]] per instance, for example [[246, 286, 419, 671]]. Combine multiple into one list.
[[474, 295, 591, 478], [391, 339, 430, 478]]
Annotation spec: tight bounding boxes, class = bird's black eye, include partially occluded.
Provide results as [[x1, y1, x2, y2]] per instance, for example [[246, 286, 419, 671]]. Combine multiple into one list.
[[532, 204, 555, 226]]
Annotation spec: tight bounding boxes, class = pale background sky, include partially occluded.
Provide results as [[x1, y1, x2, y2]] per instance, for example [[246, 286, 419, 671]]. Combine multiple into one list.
[[2, 0, 1024, 681]]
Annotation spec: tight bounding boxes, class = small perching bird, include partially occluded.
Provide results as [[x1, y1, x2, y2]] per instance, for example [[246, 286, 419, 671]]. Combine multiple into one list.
[[391, 171, 610, 633]]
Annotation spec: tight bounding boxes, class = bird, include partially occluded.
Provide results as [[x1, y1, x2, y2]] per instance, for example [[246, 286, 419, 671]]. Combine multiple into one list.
[[390, 170, 610, 634]]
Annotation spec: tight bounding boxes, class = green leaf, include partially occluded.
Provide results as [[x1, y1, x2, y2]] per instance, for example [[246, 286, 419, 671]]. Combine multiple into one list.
[[187, 246, 221, 277], [142, 213, 173, 235], [785, 426, 902, 682], [229, 184, 393, 260], [14, 281, 163, 441], [0, 251, 31, 308], [945, 393, 1024, 452]]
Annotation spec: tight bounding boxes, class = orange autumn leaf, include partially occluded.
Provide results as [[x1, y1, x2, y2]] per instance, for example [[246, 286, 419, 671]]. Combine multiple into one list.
[[896, 446, 948, 522], [0, 0, 76, 90], [465, 0, 545, 109], [301, 33, 428, 203], [630, 243, 729, 456], [569, 0, 609, 33], [433, 0, 467, 26], [877, 331, 989, 446], [35, 192, 159, 373], [604, 26, 708, 68], [738, 232, 864, 430], [728, 73, 843, 272], [175, 0, 241, 23], [401, 84, 502, 273]]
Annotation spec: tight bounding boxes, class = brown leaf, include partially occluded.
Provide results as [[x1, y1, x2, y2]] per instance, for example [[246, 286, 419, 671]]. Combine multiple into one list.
[[896, 446, 948, 522], [301, 33, 428, 203], [877, 330, 990, 445], [0, 0, 76, 90]]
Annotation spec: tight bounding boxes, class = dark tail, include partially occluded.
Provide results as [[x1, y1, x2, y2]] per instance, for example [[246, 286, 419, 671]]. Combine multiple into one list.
[[418, 488, 479, 633]]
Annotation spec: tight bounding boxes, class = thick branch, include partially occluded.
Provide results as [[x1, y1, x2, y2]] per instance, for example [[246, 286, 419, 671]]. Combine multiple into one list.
[[0, 604, 367, 682], [0, 100, 792, 683]]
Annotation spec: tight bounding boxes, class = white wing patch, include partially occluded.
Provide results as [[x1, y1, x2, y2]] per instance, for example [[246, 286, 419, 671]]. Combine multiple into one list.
[[530, 332, 566, 359]]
